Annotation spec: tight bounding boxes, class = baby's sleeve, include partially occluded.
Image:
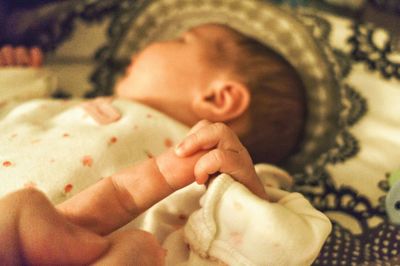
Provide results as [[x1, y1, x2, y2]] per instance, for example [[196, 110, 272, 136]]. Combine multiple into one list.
[[183, 174, 332, 266]]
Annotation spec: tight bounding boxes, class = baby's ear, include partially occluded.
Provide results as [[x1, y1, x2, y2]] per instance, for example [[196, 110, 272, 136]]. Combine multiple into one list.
[[192, 80, 250, 122]]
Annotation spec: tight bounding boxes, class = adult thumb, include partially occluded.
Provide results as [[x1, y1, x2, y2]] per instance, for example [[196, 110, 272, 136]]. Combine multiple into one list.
[[15, 189, 110, 265]]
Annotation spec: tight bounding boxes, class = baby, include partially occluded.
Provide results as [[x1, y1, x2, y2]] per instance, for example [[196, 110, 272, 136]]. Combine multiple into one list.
[[0, 23, 306, 164], [0, 24, 329, 265]]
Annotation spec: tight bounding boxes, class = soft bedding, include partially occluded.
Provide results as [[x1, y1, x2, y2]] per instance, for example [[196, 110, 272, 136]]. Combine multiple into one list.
[[2, 0, 400, 264]]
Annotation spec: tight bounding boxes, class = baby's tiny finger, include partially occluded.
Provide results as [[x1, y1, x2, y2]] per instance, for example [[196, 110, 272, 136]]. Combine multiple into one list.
[[186, 119, 211, 136], [176, 122, 240, 158], [175, 129, 218, 158], [0, 50, 5, 66], [175, 120, 211, 156], [194, 149, 241, 184], [15, 46, 30, 66], [30, 47, 43, 67], [1, 45, 15, 66]]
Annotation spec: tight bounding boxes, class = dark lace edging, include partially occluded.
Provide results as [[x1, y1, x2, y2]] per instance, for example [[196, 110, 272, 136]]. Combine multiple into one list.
[[88, 0, 149, 97], [20, 0, 123, 52], [292, 13, 367, 184], [348, 23, 400, 80]]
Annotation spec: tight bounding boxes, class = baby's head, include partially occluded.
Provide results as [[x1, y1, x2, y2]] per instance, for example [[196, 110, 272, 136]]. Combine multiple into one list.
[[115, 23, 306, 164]]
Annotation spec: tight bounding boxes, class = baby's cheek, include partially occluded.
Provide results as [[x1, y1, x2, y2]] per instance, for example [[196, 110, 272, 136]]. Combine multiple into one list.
[[155, 148, 208, 190]]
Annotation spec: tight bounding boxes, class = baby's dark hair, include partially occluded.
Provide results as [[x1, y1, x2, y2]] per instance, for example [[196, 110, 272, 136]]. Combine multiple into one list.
[[223, 27, 307, 164]]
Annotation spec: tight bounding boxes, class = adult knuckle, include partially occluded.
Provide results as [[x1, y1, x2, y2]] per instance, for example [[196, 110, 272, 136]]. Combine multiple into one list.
[[11, 188, 48, 208], [20, 187, 45, 200]]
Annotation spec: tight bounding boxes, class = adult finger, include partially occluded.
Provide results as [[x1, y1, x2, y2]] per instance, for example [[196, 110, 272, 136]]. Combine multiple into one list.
[[58, 149, 208, 235], [175, 122, 241, 157], [1, 188, 109, 265], [93, 229, 165, 265]]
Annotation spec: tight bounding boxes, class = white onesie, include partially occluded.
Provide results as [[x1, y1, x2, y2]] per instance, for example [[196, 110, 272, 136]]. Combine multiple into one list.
[[0, 68, 332, 265]]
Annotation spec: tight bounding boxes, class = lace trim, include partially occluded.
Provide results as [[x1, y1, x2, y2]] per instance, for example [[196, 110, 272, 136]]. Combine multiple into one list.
[[349, 23, 400, 80]]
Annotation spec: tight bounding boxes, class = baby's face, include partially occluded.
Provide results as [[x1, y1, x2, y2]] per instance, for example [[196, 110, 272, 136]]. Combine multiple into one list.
[[114, 24, 237, 125]]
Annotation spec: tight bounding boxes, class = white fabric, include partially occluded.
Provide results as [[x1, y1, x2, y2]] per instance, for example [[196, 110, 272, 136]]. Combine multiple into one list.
[[0, 67, 57, 102], [323, 14, 400, 214], [0, 68, 331, 265], [0, 77, 189, 203], [163, 174, 331, 266]]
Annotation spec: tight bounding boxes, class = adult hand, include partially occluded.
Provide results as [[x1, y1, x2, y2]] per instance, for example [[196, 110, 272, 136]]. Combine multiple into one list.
[[0, 188, 165, 265]]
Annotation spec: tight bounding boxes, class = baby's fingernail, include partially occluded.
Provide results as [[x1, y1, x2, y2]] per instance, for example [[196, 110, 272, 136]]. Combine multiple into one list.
[[175, 142, 184, 156], [196, 178, 206, 185]]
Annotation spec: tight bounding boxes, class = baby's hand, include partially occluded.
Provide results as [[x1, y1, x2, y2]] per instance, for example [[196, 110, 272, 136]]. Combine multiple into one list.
[[175, 120, 267, 199], [0, 45, 43, 67], [81, 97, 121, 125]]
